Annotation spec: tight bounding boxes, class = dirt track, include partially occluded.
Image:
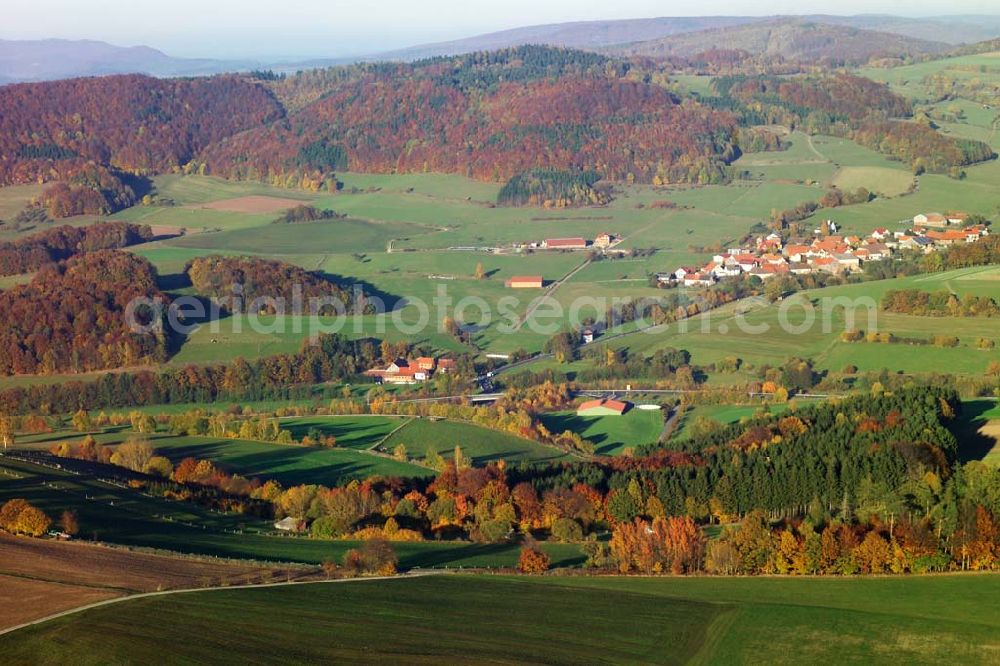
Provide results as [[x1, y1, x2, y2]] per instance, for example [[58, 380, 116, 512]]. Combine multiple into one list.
[[190, 195, 308, 214], [0, 533, 311, 630]]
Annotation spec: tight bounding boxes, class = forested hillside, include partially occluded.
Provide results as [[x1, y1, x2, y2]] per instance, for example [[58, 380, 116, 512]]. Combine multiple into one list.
[[0, 74, 283, 185], [0, 251, 170, 375], [0, 221, 153, 276], [186, 256, 353, 314], [198, 46, 747, 187], [607, 19, 949, 65]]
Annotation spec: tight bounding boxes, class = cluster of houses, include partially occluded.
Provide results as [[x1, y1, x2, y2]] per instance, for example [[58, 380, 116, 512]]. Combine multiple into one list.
[[365, 357, 456, 384], [660, 213, 989, 287]]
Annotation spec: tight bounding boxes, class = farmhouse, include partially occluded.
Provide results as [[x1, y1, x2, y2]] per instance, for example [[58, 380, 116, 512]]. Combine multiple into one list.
[[833, 253, 861, 271], [577, 398, 630, 416], [913, 212, 950, 227], [365, 356, 455, 383], [924, 229, 970, 246], [593, 232, 619, 248], [366, 359, 426, 384], [505, 275, 544, 288], [683, 272, 716, 287], [543, 237, 587, 250]]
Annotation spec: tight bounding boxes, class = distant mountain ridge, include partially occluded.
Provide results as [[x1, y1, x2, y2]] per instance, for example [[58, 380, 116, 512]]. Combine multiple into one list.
[[0, 39, 253, 83], [369, 17, 767, 62], [4, 14, 1000, 84], [366, 14, 1000, 62], [603, 19, 951, 65]]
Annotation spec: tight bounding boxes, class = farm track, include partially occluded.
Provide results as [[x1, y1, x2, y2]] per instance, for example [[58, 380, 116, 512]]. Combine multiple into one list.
[[0, 571, 444, 638], [514, 258, 591, 330]]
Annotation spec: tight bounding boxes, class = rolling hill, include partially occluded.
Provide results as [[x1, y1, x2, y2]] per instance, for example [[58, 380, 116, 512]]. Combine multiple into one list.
[[605, 19, 950, 65], [0, 39, 253, 83], [370, 16, 767, 61], [366, 14, 1000, 62]]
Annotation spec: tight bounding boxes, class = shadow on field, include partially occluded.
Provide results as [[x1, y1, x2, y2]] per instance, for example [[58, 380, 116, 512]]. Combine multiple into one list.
[[952, 399, 999, 463], [320, 273, 405, 312]]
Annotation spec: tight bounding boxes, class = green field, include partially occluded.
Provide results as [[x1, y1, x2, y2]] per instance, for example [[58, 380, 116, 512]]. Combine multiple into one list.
[[379, 417, 572, 464], [0, 457, 583, 568], [674, 403, 789, 440], [590, 265, 1000, 376], [832, 166, 914, 197], [540, 407, 664, 455], [19, 424, 431, 487], [4, 573, 997, 664]]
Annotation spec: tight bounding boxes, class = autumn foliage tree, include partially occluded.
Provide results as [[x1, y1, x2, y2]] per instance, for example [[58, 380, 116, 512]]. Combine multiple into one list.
[[518, 540, 551, 573], [610, 516, 706, 574], [0, 499, 51, 537], [343, 537, 398, 576]]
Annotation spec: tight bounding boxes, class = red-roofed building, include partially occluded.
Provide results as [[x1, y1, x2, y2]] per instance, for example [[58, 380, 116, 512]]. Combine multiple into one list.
[[506, 276, 544, 288], [544, 237, 588, 249], [577, 398, 630, 416], [366, 359, 430, 384]]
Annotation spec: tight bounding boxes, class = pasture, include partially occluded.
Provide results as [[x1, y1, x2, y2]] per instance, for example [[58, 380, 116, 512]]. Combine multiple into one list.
[[539, 408, 664, 455], [378, 418, 572, 464], [673, 403, 789, 441], [597, 266, 1000, 376], [3, 573, 998, 664], [20, 427, 433, 487]]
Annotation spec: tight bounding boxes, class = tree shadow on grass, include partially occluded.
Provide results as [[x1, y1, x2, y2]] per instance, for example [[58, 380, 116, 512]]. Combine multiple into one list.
[[952, 399, 1000, 463]]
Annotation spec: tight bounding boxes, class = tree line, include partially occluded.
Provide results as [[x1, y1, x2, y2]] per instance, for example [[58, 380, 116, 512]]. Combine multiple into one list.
[[0, 222, 153, 276]]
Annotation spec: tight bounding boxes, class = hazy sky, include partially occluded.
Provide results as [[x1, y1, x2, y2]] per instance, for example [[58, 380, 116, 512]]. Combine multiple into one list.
[[3, 0, 1000, 58]]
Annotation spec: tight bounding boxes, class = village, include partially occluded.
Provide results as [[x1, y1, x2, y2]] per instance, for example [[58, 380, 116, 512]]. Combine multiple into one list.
[[658, 211, 990, 287]]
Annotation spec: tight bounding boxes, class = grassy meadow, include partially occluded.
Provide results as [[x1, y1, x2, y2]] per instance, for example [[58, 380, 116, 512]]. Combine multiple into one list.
[[539, 408, 665, 455], [378, 417, 572, 464], [588, 265, 1000, 376], [3, 573, 997, 665]]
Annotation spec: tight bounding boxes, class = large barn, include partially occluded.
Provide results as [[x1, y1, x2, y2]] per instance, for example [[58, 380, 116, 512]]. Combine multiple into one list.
[[577, 398, 630, 416]]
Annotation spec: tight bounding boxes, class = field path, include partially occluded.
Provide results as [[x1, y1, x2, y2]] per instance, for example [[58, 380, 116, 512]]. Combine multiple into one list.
[[0, 570, 443, 638], [804, 133, 827, 161], [514, 258, 591, 330], [373, 418, 415, 451]]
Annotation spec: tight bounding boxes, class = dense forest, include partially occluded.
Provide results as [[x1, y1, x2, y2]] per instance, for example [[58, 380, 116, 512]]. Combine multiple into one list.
[[0, 74, 283, 186], [40, 163, 139, 217], [520, 387, 958, 519], [0, 221, 153, 276], [497, 169, 609, 207], [0, 251, 170, 375], [196, 46, 745, 187], [185, 256, 353, 315]]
